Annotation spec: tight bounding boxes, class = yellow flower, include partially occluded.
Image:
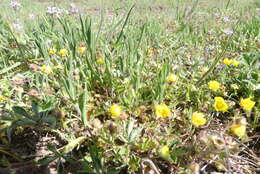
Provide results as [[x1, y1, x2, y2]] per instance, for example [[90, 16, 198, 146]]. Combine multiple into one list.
[[240, 97, 255, 111], [97, 58, 105, 65], [59, 48, 68, 57], [40, 65, 53, 74], [214, 97, 228, 112], [230, 124, 246, 137], [109, 104, 122, 118], [167, 74, 177, 83], [161, 145, 170, 157], [192, 112, 206, 126], [232, 60, 239, 67], [78, 47, 86, 54], [208, 80, 220, 91], [223, 58, 232, 66], [0, 96, 8, 102], [155, 104, 171, 118], [49, 48, 56, 55]]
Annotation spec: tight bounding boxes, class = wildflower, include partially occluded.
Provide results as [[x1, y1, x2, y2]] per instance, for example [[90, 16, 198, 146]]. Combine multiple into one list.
[[59, 49, 68, 57], [167, 74, 178, 83], [192, 112, 206, 127], [109, 105, 122, 118], [240, 97, 255, 111], [28, 13, 36, 19], [69, 3, 79, 14], [231, 60, 239, 67], [208, 80, 220, 91], [231, 124, 246, 137], [97, 58, 105, 65], [0, 96, 8, 102], [223, 28, 234, 35], [10, 1, 21, 10], [222, 16, 230, 23], [12, 23, 23, 31], [46, 6, 58, 15], [214, 97, 228, 112], [40, 65, 53, 74], [160, 145, 170, 157], [223, 58, 232, 66], [49, 48, 56, 55], [155, 104, 171, 118], [78, 47, 86, 54]]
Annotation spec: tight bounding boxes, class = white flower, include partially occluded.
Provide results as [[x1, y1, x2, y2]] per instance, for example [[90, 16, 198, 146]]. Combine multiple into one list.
[[12, 23, 23, 31], [28, 13, 36, 19], [69, 3, 79, 14], [222, 16, 230, 23], [10, 1, 21, 9], [70, 3, 76, 9]]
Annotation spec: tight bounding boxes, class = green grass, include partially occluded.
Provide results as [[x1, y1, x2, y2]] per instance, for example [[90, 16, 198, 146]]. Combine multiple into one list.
[[0, 0, 259, 173]]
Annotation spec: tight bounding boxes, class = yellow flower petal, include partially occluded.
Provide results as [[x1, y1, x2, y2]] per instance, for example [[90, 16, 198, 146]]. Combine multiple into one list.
[[78, 47, 86, 54], [109, 105, 122, 118], [59, 48, 68, 57], [240, 98, 255, 111], [214, 97, 228, 112], [208, 80, 220, 91], [192, 112, 206, 126], [167, 74, 177, 83], [40, 65, 53, 74], [155, 104, 171, 118], [161, 145, 170, 157], [223, 58, 232, 66], [49, 48, 56, 55], [231, 125, 246, 137]]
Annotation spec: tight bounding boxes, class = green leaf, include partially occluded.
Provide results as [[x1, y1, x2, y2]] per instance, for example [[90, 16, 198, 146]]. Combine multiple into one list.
[[58, 136, 86, 154], [78, 88, 88, 127], [12, 106, 30, 118]]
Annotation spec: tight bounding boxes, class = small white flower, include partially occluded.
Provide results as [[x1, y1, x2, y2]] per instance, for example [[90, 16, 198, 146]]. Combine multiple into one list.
[[46, 6, 58, 15], [10, 1, 21, 9], [70, 3, 76, 9], [222, 16, 230, 23], [69, 3, 79, 14], [28, 13, 36, 19], [12, 23, 23, 31]]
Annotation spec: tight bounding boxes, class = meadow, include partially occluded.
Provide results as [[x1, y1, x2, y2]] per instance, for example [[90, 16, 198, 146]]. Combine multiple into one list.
[[0, 0, 259, 173]]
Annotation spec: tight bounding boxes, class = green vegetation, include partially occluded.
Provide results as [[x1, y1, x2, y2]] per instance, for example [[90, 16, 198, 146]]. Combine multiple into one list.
[[0, 0, 259, 173]]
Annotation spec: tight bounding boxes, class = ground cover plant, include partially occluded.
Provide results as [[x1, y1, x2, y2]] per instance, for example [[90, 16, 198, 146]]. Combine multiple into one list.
[[0, 0, 259, 173]]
